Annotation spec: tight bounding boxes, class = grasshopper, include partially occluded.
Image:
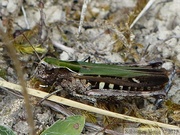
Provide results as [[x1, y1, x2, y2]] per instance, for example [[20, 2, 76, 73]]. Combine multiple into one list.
[[34, 57, 169, 101]]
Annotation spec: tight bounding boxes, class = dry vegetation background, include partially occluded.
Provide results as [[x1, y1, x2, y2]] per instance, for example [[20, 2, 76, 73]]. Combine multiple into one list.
[[0, 0, 180, 134]]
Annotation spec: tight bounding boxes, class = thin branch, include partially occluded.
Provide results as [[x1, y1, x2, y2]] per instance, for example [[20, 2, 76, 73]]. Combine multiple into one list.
[[78, 0, 91, 35], [130, 0, 156, 29], [0, 29, 35, 135], [51, 40, 75, 56], [0, 80, 179, 130], [21, 5, 30, 29]]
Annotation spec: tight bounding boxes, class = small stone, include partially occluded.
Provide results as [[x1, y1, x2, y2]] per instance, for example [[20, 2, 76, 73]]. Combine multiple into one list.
[[165, 38, 177, 47], [158, 30, 172, 40], [162, 62, 173, 70], [60, 51, 70, 60], [162, 47, 171, 58], [37, 112, 50, 124], [7, 1, 18, 13], [14, 121, 29, 134], [2, 0, 8, 7]]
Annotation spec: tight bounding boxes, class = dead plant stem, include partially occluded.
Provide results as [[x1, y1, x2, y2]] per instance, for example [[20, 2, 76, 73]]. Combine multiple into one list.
[[0, 28, 35, 135]]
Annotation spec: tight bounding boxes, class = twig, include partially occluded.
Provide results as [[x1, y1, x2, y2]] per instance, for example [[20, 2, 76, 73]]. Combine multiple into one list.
[[0, 29, 35, 134], [38, 89, 61, 104], [51, 40, 75, 56], [21, 5, 30, 29], [78, 0, 91, 35], [22, 33, 41, 61], [0, 80, 179, 130], [85, 122, 123, 135], [41, 100, 74, 116], [130, 0, 156, 29]]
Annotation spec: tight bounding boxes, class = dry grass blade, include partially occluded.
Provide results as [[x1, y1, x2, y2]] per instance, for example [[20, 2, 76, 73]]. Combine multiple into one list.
[[0, 28, 35, 135], [0, 80, 179, 131], [78, 0, 91, 35], [130, 0, 156, 29]]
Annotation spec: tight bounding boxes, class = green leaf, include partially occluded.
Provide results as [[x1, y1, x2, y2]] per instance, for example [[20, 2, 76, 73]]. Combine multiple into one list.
[[40, 115, 85, 135], [0, 125, 16, 135]]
